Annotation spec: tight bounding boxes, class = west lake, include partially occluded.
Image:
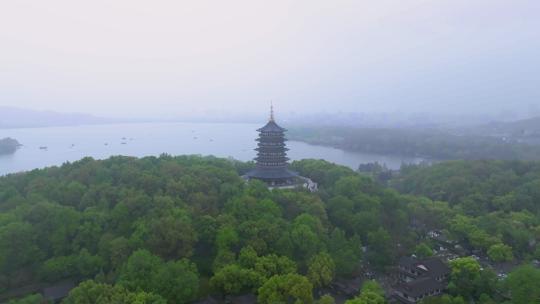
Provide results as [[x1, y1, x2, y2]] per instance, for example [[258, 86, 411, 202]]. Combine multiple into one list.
[[0, 122, 423, 176]]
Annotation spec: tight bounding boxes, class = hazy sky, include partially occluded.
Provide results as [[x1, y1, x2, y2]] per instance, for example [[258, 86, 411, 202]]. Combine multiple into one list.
[[1, 0, 539, 118]]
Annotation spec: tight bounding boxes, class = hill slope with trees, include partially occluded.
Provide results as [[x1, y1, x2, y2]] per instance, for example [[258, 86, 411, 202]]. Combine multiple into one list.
[[0, 156, 539, 303], [288, 127, 540, 161]]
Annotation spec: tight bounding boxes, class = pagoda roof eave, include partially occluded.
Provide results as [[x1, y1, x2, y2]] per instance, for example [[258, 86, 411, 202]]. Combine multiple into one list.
[[257, 120, 287, 132]]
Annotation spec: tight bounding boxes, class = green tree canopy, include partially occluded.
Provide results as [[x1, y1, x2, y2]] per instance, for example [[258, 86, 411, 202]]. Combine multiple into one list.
[[253, 254, 297, 280], [152, 259, 199, 304], [307, 252, 335, 288], [257, 274, 313, 304], [7, 294, 44, 304], [414, 243, 433, 259], [117, 249, 162, 292], [506, 265, 540, 304], [448, 257, 482, 299], [317, 295, 336, 304], [487, 243, 514, 262], [210, 264, 262, 295], [63, 280, 166, 304]]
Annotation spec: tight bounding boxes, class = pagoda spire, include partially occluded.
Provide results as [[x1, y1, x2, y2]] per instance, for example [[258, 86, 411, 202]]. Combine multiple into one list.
[[270, 101, 274, 122]]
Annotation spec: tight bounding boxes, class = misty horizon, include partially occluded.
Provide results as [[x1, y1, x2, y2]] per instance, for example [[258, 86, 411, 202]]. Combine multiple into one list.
[[2, 105, 539, 130], [1, 0, 539, 119]]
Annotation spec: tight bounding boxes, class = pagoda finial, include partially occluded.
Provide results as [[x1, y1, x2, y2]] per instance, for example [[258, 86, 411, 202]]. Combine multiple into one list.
[[270, 101, 275, 122]]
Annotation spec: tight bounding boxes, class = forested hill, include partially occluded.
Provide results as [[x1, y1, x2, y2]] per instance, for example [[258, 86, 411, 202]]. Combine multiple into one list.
[[391, 160, 540, 263], [0, 138, 21, 155], [393, 160, 540, 212], [0, 155, 398, 303], [1, 156, 539, 304], [288, 127, 540, 161]]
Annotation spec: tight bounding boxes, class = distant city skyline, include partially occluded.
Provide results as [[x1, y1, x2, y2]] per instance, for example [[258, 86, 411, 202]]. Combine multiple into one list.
[[1, 0, 539, 119], [1, 105, 536, 130]]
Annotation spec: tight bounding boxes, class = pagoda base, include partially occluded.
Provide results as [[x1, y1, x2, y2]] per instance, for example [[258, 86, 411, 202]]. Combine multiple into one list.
[[242, 174, 318, 192]]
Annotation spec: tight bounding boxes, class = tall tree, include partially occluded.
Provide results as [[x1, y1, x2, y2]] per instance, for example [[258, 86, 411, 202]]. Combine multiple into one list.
[[117, 250, 162, 292], [153, 259, 199, 304], [506, 265, 540, 304], [258, 274, 313, 304], [448, 257, 482, 299], [307, 252, 335, 288], [210, 264, 262, 294]]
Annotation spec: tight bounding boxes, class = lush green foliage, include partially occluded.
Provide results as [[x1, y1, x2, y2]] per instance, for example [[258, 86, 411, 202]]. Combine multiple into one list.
[[63, 280, 166, 304], [345, 280, 386, 304], [257, 274, 313, 304], [505, 265, 540, 304], [0, 156, 413, 302], [307, 252, 335, 288], [317, 294, 336, 304], [448, 257, 483, 299], [414, 242, 434, 258], [394, 160, 540, 260], [395, 160, 540, 303], [117, 249, 199, 303], [2, 156, 540, 303], [7, 294, 44, 304]]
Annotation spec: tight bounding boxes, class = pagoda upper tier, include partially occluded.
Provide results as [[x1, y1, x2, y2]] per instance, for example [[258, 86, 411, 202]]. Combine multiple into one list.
[[257, 120, 286, 133]]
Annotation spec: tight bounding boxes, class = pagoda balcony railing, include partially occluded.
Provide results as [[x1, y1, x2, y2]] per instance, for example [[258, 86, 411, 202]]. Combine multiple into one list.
[[256, 156, 290, 161], [256, 137, 288, 141], [257, 145, 287, 149], [257, 157, 288, 161], [256, 152, 288, 156], [256, 162, 288, 167], [255, 147, 289, 151], [256, 157, 290, 162]]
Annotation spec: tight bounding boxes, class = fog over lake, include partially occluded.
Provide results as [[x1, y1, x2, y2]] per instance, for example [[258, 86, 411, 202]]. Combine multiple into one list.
[[0, 122, 423, 175]]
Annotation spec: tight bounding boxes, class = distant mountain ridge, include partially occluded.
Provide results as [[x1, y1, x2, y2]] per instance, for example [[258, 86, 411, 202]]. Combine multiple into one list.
[[0, 106, 114, 128]]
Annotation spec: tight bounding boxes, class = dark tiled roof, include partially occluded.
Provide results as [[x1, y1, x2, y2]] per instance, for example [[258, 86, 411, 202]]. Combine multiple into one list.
[[399, 256, 418, 269], [257, 120, 286, 133], [399, 257, 450, 278], [42, 281, 76, 301], [192, 296, 220, 304], [421, 258, 451, 278], [225, 294, 257, 304], [396, 277, 445, 298], [331, 277, 362, 296], [393, 293, 416, 304]]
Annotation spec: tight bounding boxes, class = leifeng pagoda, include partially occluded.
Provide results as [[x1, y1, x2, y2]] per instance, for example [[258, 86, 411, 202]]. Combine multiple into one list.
[[245, 105, 317, 191]]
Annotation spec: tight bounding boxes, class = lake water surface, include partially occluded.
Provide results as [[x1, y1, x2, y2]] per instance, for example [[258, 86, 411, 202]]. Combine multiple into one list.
[[0, 122, 423, 175]]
